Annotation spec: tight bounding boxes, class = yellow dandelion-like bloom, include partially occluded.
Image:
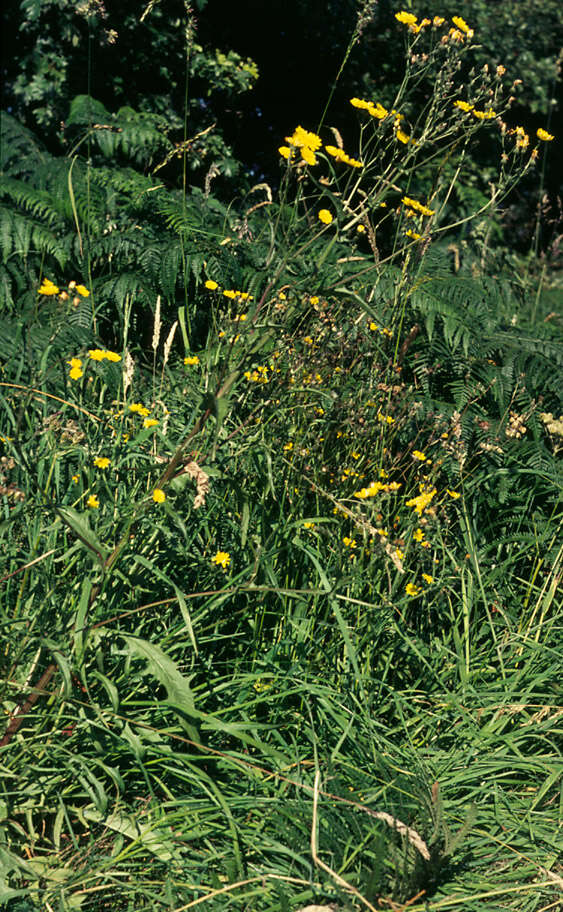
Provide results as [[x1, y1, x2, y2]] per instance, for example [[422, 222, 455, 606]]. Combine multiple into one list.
[[405, 582, 421, 596], [537, 128, 554, 142], [67, 357, 83, 380], [350, 97, 371, 110], [451, 15, 473, 36], [88, 349, 106, 361], [405, 230, 422, 240], [422, 573, 434, 584], [94, 457, 110, 469], [446, 489, 461, 499], [143, 418, 159, 429], [212, 550, 231, 570], [152, 488, 166, 503], [342, 537, 357, 548], [395, 128, 411, 144], [406, 485, 437, 515], [413, 528, 425, 542], [402, 197, 435, 216], [87, 494, 99, 509], [38, 278, 60, 296], [433, 16, 445, 26], [129, 403, 151, 417], [184, 355, 200, 365], [412, 450, 427, 461], [72, 474, 79, 484], [454, 100, 474, 113], [75, 284, 90, 297], [395, 11, 418, 27], [473, 108, 496, 120], [318, 209, 333, 225], [288, 125, 322, 151], [278, 145, 292, 159], [205, 280, 219, 290]]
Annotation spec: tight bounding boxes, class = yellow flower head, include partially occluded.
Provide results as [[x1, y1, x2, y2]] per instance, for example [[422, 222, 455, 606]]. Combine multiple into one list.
[[94, 457, 110, 469], [87, 494, 99, 509], [405, 582, 421, 596], [153, 488, 166, 503], [395, 11, 418, 27], [318, 209, 333, 225], [212, 550, 231, 570], [451, 15, 473, 36], [129, 403, 151, 417], [75, 284, 90, 297], [537, 128, 554, 142], [184, 355, 200, 365], [454, 100, 474, 113], [205, 280, 219, 290], [406, 485, 437, 515], [38, 278, 60, 296]]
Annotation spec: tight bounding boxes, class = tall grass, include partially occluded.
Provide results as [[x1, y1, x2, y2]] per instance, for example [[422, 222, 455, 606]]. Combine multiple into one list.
[[0, 7, 561, 911]]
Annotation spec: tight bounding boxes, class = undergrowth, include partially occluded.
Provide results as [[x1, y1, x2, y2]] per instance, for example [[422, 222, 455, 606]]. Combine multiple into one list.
[[0, 7, 561, 912]]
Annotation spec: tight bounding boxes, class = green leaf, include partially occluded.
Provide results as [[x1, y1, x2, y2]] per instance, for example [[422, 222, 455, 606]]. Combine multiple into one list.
[[56, 506, 110, 565]]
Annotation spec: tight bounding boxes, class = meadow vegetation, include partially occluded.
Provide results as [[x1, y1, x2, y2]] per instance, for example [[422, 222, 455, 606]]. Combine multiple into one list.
[[0, 4, 562, 911]]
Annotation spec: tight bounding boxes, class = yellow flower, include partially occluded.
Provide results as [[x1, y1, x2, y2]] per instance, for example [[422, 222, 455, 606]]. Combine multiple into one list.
[[342, 537, 357, 548], [433, 16, 445, 26], [38, 278, 60, 295], [184, 355, 200, 365], [406, 485, 437, 515], [446, 489, 461, 499], [94, 457, 110, 469], [129, 403, 151, 417], [283, 442, 294, 451], [405, 230, 422, 240], [395, 128, 411, 144], [454, 100, 474, 113], [88, 349, 106, 361], [143, 418, 159, 428], [72, 474, 79, 484], [395, 11, 418, 27], [402, 197, 435, 217], [413, 528, 425, 542], [67, 357, 83, 380], [422, 573, 434, 584], [451, 15, 473, 37], [87, 494, 99, 509], [412, 450, 427, 461], [75, 284, 90, 297], [405, 582, 421, 596], [537, 128, 554, 142], [205, 280, 219, 290], [212, 550, 231, 570], [318, 209, 333, 225], [278, 145, 292, 159], [472, 108, 496, 120], [287, 125, 322, 151], [153, 488, 166, 503], [300, 145, 318, 166]]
